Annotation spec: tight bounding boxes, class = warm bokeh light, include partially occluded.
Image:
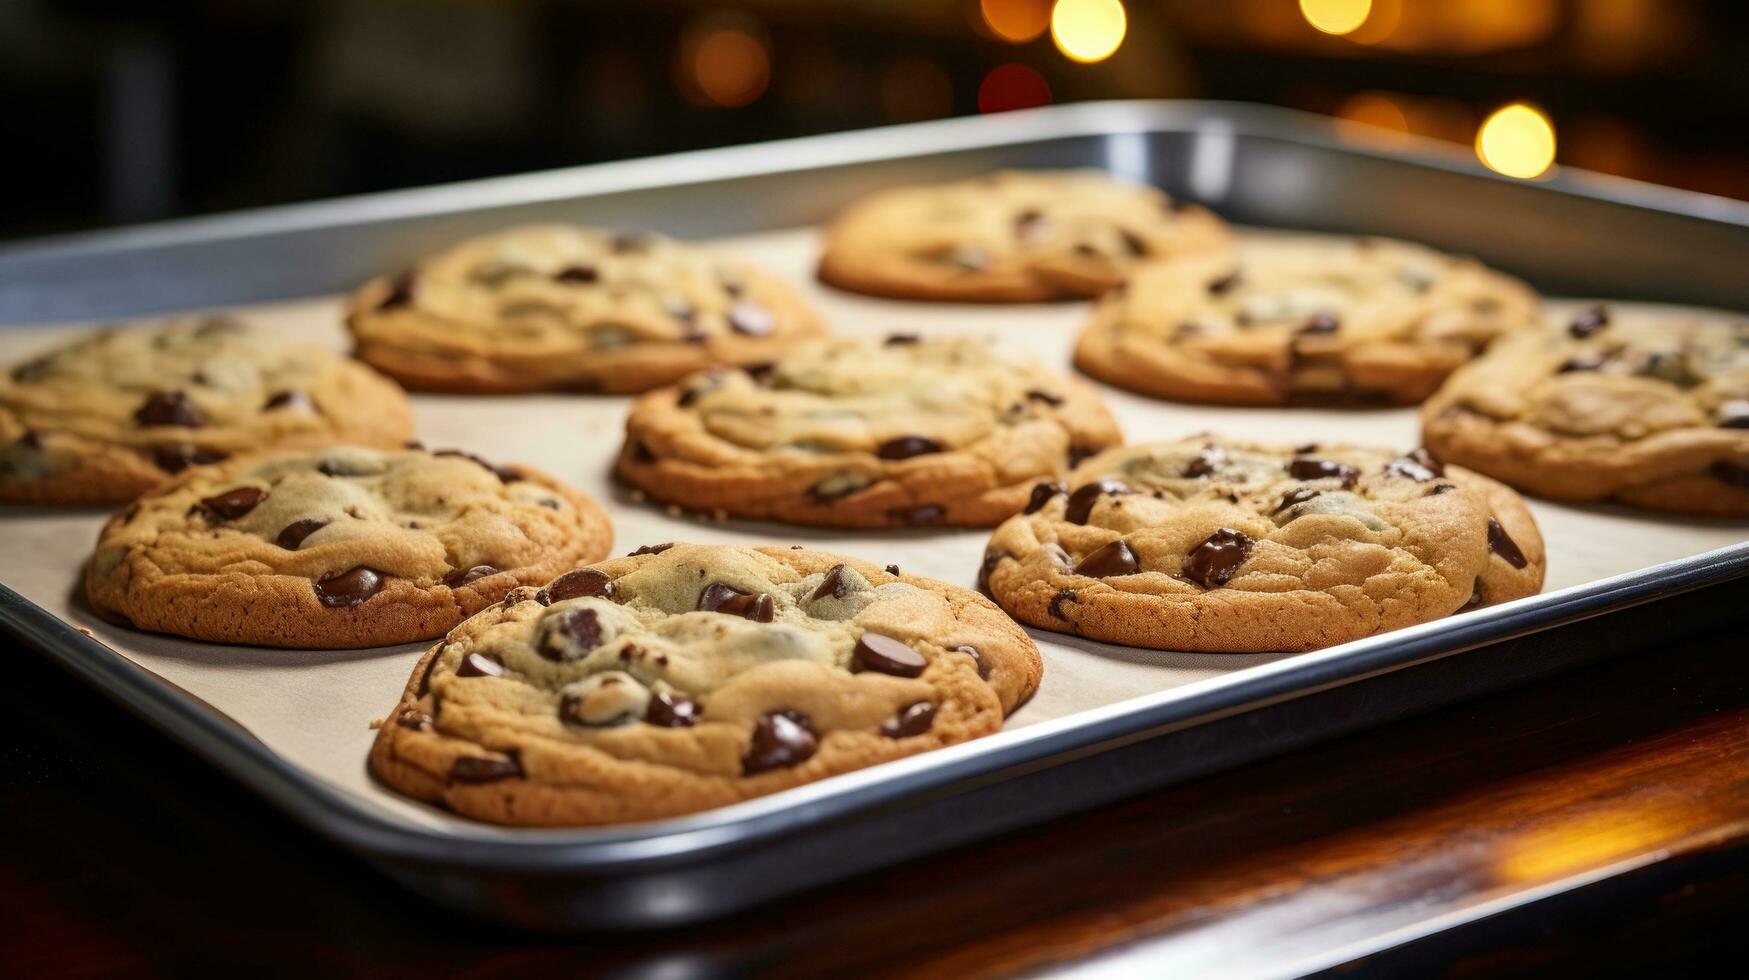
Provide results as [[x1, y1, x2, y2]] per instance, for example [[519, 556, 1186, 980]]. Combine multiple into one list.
[[688, 28, 770, 108], [1335, 91, 1408, 134], [1050, 0, 1127, 63], [879, 59, 954, 123], [977, 63, 1052, 114], [1300, 0, 1372, 36], [982, 0, 1052, 43], [1477, 103, 1557, 179]]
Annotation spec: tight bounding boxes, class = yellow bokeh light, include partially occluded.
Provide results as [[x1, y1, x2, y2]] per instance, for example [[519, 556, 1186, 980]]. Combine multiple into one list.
[[1300, 0, 1372, 36], [1477, 103, 1557, 179], [983, 0, 1052, 43], [1051, 0, 1127, 63]]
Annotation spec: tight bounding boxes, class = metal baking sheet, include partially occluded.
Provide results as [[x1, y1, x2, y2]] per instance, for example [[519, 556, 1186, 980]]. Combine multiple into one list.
[[2, 101, 1746, 930]]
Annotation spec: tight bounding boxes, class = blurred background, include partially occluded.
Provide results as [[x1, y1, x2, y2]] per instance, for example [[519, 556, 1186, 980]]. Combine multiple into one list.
[[3, 0, 1746, 242]]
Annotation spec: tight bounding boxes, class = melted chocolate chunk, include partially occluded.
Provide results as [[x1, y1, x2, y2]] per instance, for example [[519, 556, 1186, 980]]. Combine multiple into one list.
[[443, 565, 500, 588], [1026, 482, 1065, 514], [1557, 353, 1607, 374], [888, 504, 945, 525], [1568, 306, 1610, 338], [198, 486, 266, 519], [1184, 528, 1254, 589], [1183, 444, 1224, 478], [451, 754, 521, 783], [957, 644, 990, 680], [1074, 539, 1139, 577], [554, 264, 599, 284], [378, 271, 417, 311], [1118, 230, 1150, 257], [881, 701, 937, 738], [314, 567, 385, 607], [1025, 389, 1065, 407], [1298, 313, 1340, 335], [1048, 589, 1078, 623], [1717, 401, 1749, 428], [1385, 448, 1444, 482], [434, 449, 520, 483], [697, 584, 775, 622], [1068, 445, 1100, 468], [1064, 480, 1129, 524], [1713, 461, 1749, 487], [457, 651, 506, 678], [884, 333, 921, 346], [853, 632, 927, 677], [547, 607, 604, 656], [275, 518, 329, 550], [645, 691, 702, 728], [727, 302, 775, 337], [885, 564, 902, 576], [546, 569, 615, 602], [811, 564, 851, 601], [1207, 270, 1242, 295], [263, 389, 317, 413], [134, 391, 205, 428], [1288, 458, 1358, 488], [394, 708, 434, 732], [876, 435, 943, 460], [1487, 517, 1529, 569], [630, 542, 674, 557], [1273, 486, 1321, 514], [1461, 578, 1485, 611], [977, 549, 1012, 593], [743, 710, 818, 775], [1428, 483, 1458, 496]]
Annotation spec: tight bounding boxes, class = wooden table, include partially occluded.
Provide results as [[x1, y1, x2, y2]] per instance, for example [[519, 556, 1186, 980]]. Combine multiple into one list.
[[5, 610, 1747, 977]]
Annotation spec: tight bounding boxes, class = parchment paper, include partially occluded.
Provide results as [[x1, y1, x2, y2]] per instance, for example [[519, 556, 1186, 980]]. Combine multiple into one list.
[[1, 226, 1742, 835]]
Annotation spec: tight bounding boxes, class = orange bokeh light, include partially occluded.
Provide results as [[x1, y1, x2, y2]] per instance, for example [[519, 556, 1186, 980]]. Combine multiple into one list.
[[688, 28, 770, 108], [982, 0, 1052, 43]]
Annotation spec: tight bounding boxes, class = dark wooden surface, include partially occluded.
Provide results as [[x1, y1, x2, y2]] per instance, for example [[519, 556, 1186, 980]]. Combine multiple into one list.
[[5, 609, 1749, 978]]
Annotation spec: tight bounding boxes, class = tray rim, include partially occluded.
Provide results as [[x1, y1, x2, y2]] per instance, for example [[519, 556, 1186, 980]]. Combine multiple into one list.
[[2, 99, 1748, 877]]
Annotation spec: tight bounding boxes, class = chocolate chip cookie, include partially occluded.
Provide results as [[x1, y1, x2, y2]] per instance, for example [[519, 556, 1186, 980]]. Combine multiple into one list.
[[982, 437, 1545, 653], [84, 446, 613, 648], [345, 224, 828, 394], [368, 543, 1040, 826], [1074, 235, 1540, 406], [1422, 306, 1749, 516], [1, 316, 414, 506], [615, 335, 1124, 528], [817, 170, 1231, 303]]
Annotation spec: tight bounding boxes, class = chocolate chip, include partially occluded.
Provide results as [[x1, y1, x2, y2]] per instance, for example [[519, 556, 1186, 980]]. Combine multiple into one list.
[[1075, 539, 1139, 577], [457, 652, 506, 678], [275, 518, 329, 550], [150, 445, 226, 474], [1385, 448, 1444, 482], [610, 231, 653, 254], [697, 584, 775, 622], [630, 543, 674, 557], [853, 632, 926, 677], [1014, 208, 1047, 242], [443, 565, 500, 588], [977, 549, 1012, 594], [883, 333, 921, 346], [881, 701, 937, 738], [1288, 458, 1358, 488], [16, 430, 40, 449], [1710, 461, 1749, 487], [629, 440, 657, 464], [451, 754, 521, 783], [1026, 482, 1065, 514], [314, 567, 385, 607], [1184, 528, 1254, 589], [1048, 589, 1078, 622], [811, 564, 851, 601], [434, 449, 520, 483], [544, 608, 604, 657], [1568, 306, 1610, 338], [198, 486, 266, 519], [1026, 389, 1065, 407], [1065, 480, 1128, 524], [1461, 578, 1485, 611], [378, 271, 417, 311], [1183, 444, 1224, 478], [876, 435, 943, 460], [727, 302, 775, 337], [1429, 483, 1457, 496], [554, 264, 599, 284], [1717, 401, 1749, 428], [1557, 353, 1608, 373], [1298, 313, 1340, 335], [1273, 486, 1321, 514], [133, 391, 205, 428], [885, 564, 902, 576], [1068, 445, 1100, 468], [888, 504, 945, 525], [645, 691, 701, 728], [956, 644, 990, 680], [744, 710, 817, 774], [263, 389, 317, 413], [394, 708, 434, 732], [546, 569, 615, 602], [1487, 517, 1529, 569], [743, 361, 777, 383]]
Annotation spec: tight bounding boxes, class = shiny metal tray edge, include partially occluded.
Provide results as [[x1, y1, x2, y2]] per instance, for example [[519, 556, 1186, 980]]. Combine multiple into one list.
[[4, 101, 1749, 929]]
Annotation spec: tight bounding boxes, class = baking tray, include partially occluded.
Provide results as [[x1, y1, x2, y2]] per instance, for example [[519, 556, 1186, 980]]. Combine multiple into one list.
[[2, 101, 1746, 931]]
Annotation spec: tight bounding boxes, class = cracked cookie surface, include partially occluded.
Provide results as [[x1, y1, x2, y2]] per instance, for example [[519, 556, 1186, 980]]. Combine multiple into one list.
[[345, 224, 828, 394], [615, 335, 1124, 528], [0, 316, 414, 505], [1422, 306, 1749, 516], [817, 170, 1231, 303], [84, 446, 612, 648], [368, 543, 1041, 826], [982, 437, 1545, 652], [1074, 236, 1539, 406]]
